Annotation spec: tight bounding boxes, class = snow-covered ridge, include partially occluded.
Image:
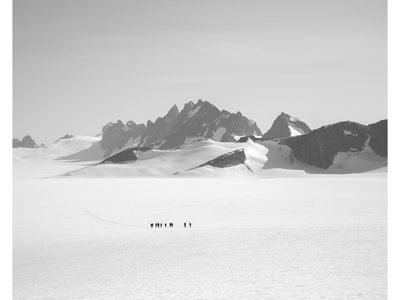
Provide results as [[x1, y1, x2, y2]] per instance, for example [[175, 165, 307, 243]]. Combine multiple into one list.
[[53, 137, 386, 178]]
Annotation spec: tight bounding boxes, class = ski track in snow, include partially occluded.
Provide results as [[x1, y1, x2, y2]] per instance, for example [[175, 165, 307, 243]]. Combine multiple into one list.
[[82, 209, 136, 228], [14, 177, 387, 300]]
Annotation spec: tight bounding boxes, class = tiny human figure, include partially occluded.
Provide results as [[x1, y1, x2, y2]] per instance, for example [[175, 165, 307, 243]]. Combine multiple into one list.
[[189, 222, 191, 228], [169, 223, 173, 228], [151, 223, 153, 228], [165, 223, 167, 227], [184, 222, 186, 228]]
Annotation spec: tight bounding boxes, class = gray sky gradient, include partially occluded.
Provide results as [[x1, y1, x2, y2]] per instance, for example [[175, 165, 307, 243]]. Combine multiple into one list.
[[14, 0, 386, 144]]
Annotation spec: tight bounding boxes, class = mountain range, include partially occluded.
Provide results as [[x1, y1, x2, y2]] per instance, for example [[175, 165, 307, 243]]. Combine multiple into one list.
[[100, 99, 263, 156], [13, 99, 387, 171]]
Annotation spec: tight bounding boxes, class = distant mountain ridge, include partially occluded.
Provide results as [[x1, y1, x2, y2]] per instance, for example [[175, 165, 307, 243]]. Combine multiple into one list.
[[13, 135, 45, 148], [280, 119, 387, 169], [100, 99, 262, 156]]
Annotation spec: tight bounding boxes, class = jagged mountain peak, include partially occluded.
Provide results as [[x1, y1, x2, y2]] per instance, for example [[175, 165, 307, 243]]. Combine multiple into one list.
[[278, 112, 300, 122], [99, 99, 262, 155], [167, 104, 179, 117], [126, 120, 136, 127], [263, 112, 311, 140]]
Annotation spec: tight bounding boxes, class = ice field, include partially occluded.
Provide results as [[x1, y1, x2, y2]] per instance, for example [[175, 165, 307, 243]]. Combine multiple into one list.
[[13, 138, 387, 299]]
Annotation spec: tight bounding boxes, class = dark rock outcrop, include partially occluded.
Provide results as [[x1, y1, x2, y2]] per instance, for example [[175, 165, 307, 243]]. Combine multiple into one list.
[[185, 148, 249, 172], [101, 146, 151, 164], [55, 134, 74, 142], [12, 138, 20, 148], [13, 135, 41, 148], [263, 112, 311, 140], [158, 100, 262, 149], [237, 135, 263, 143], [100, 120, 147, 156], [140, 105, 180, 147], [200, 148, 247, 168], [368, 119, 387, 157], [280, 120, 387, 169]]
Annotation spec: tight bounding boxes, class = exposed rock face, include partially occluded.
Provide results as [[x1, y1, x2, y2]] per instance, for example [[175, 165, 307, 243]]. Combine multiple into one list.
[[183, 148, 248, 173], [101, 146, 151, 163], [140, 105, 180, 148], [13, 135, 41, 148], [100, 120, 147, 156], [101, 148, 137, 163], [237, 135, 263, 143], [13, 138, 20, 148], [99, 100, 262, 155], [55, 134, 74, 142], [368, 119, 387, 157], [200, 148, 247, 168], [159, 100, 262, 149], [280, 120, 387, 169], [263, 112, 311, 140]]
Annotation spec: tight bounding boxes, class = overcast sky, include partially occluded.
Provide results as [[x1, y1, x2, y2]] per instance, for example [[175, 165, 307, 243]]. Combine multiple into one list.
[[13, 0, 386, 144]]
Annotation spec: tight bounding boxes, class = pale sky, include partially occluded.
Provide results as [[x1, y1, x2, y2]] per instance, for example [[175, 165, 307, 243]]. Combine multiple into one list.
[[14, 0, 386, 144]]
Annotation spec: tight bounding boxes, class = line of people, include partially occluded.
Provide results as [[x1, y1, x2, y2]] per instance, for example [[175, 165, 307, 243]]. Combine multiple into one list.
[[150, 222, 191, 228]]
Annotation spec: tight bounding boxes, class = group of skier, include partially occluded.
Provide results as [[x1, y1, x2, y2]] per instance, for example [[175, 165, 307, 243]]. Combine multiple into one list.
[[150, 222, 191, 228]]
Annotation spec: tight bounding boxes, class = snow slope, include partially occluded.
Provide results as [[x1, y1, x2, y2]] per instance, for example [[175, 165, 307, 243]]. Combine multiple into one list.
[[13, 136, 387, 179], [59, 139, 387, 178], [13, 135, 102, 178]]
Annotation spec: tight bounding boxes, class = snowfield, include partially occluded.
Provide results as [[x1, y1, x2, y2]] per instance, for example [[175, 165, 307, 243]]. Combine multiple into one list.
[[13, 138, 387, 299]]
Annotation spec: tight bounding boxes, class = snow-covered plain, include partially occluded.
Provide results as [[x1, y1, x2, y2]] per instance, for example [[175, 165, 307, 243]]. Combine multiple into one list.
[[13, 138, 387, 299]]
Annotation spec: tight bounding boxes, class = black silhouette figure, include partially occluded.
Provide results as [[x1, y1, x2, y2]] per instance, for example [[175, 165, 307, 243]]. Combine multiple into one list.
[[184, 222, 186, 228], [189, 222, 191, 228], [150, 222, 177, 228]]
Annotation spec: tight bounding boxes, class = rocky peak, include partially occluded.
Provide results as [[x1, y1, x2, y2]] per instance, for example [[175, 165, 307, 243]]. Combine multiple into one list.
[[13, 135, 41, 148], [126, 120, 136, 128], [99, 99, 263, 155], [280, 120, 387, 169], [263, 112, 311, 140], [166, 104, 179, 118], [146, 120, 154, 128]]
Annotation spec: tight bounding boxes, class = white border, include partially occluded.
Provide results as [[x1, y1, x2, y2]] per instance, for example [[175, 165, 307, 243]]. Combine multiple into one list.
[[0, 0, 12, 298], [2, 1, 396, 299], [388, 0, 399, 299]]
